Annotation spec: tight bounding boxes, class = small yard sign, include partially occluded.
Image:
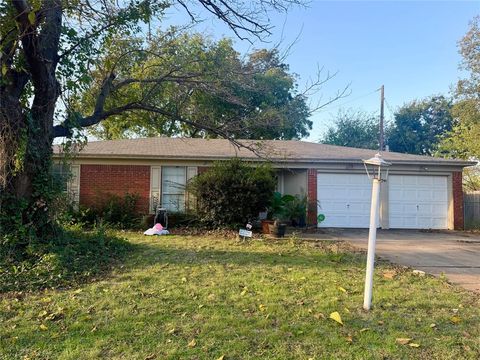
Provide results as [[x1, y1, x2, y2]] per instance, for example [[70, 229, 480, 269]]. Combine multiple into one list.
[[239, 229, 253, 238]]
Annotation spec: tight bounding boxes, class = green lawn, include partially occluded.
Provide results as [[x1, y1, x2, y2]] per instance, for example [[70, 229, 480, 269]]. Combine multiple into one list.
[[1, 232, 479, 359]]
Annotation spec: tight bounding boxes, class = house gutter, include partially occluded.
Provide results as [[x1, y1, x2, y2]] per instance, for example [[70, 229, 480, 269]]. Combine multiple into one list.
[[52, 152, 476, 168]]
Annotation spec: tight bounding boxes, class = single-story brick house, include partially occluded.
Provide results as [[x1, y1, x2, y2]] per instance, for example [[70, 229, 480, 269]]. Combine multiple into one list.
[[54, 137, 474, 230]]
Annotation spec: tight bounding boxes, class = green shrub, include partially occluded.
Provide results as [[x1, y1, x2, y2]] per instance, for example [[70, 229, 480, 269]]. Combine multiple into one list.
[[188, 158, 276, 226], [63, 193, 141, 229]]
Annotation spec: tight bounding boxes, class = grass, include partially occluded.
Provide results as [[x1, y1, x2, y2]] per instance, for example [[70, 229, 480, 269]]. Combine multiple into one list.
[[1, 232, 479, 359]]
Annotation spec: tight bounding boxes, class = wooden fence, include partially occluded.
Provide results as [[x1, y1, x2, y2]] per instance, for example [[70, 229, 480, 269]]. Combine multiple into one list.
[[464, 191, 480, 229]]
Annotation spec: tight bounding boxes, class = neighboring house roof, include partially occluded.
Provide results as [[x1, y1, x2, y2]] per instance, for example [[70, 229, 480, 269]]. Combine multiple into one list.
[[53, 137, 475, 166]]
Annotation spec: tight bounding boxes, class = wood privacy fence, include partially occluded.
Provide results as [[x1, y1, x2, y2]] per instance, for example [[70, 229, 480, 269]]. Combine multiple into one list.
[[464, 191, 480, 229]]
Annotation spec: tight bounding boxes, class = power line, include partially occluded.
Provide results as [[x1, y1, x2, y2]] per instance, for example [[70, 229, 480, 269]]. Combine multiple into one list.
[[384, 98, 396, 118], [317, 89, 380, 112]]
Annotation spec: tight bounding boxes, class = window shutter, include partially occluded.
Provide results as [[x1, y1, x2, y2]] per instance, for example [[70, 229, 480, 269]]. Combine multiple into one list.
[[186, 166, 198, 211], [150, 166, 161, 214]]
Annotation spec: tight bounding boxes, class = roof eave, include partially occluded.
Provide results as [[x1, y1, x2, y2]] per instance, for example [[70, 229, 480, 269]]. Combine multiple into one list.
[[52, 153, 476, 167]]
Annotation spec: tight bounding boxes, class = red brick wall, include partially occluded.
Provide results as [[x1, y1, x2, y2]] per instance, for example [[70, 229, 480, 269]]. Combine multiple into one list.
[[307, 169, 317, 226], [80, 165, 150, 214], [452, 171, 464, 230]]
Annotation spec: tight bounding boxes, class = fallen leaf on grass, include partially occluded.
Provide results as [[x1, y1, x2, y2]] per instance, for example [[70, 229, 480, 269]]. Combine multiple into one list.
[[338, 286, 347, 293], [329, 311, 343, 325], [216, 356, 225, 360], [188, 339, 196, 348], [258, 304, 266, 312], [144, 354, 156, 360], [181, 277, 187, 283], [450, 316, 461, 324], [39, 324, 48, 331], [409, 343, 420, 348], [360, 328, 370, 333], [429, 323, 437, 328], [396, 338, 412, 345], [383, 270, 397, 279], [240, 288, 248, 296]]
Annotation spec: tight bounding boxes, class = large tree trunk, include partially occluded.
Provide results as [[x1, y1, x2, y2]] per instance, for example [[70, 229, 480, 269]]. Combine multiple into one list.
[[0, 89, 57, 241], [0, 0, 62, 244]]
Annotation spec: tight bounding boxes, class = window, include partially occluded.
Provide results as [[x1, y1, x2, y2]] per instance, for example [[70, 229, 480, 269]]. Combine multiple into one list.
[[52, 164, 80, 208], [162, 166, 187, 212], [150, 166, 198, 213]]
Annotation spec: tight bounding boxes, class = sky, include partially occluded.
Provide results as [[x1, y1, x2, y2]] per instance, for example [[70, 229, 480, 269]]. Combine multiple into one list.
[[165, 0, 480, 142]]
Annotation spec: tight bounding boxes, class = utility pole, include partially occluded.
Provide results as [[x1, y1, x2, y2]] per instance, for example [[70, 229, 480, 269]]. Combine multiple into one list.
[[379, 85, 385, 152]]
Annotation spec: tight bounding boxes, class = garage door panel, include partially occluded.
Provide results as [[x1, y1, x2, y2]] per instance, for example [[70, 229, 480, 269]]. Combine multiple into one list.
[[417, 190, 432, 201], [317, 173, 376, 228], [432, 190, 447, 200], [433, 177, 447, 186], [417, 177, 434, 186], [389, 189, 404, 201], [350, 216, 370, 227], [388, 175, 448, 229]]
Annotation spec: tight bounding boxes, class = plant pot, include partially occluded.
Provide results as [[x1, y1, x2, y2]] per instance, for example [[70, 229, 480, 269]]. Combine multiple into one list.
[[268, 223, 287, 238], [261, 219, 274, 234], [298, 215, 306, 228]]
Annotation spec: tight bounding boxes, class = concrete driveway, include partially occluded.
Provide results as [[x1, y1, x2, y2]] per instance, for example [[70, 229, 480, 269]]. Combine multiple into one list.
[[335, 229, 480, 293]]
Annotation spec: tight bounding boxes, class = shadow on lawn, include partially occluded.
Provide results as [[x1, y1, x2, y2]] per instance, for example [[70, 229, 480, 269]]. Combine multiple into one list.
[[0, 229, 134, 293], [125, 240, 366, 270]]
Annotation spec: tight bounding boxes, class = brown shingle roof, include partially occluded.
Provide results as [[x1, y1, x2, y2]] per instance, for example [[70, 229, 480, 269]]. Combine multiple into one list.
[[53, 137, 474, 166]]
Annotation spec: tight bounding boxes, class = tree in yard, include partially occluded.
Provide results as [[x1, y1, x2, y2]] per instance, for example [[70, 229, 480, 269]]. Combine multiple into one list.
[[320, 109, 379, 150], [1, 0, 354, 251], [387, 96, 453, 155], [438, 16, 480, 160], [84, 37, 317, 141]]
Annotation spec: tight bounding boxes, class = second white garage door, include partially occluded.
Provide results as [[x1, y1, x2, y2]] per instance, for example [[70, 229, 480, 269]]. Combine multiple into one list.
[[317, 173, 376, 228], [388, 175, 448, 229]]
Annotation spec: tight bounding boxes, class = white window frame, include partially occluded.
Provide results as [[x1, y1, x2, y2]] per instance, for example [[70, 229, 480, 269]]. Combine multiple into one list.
[[150, 166, 198, 214]]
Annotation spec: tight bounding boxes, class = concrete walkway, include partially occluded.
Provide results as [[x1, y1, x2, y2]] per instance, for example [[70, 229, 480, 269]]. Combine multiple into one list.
[[333, 229, 480, 293]]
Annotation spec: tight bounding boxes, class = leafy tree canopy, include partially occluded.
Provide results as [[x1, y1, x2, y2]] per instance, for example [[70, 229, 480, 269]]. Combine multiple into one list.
[[320, 109, 379, 150], [387, 95, 453, 155], [80, 33, 313, 140]]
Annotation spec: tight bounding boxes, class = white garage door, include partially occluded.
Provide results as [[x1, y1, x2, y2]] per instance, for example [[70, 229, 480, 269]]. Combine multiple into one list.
[[317, 173, 377, 228], [389, 175, 448, 229]]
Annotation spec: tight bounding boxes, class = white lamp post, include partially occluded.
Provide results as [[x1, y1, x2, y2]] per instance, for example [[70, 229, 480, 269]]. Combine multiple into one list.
[[362, 153, 391, 311]]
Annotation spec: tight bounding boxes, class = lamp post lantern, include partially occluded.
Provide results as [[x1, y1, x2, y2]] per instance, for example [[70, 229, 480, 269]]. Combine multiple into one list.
[[362, 153, 391, 311]]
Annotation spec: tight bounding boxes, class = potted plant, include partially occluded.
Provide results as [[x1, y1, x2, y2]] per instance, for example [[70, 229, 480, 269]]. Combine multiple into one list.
[[285, 194, 307, 227], [262, 191, 295, 237], [268, 218, 287, 237], [261, 192, 294, 234]]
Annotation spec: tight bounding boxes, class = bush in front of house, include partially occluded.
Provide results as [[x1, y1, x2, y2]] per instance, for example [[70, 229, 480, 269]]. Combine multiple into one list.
[[188, 158, 276, 227], [62, 192, 141, 229]]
